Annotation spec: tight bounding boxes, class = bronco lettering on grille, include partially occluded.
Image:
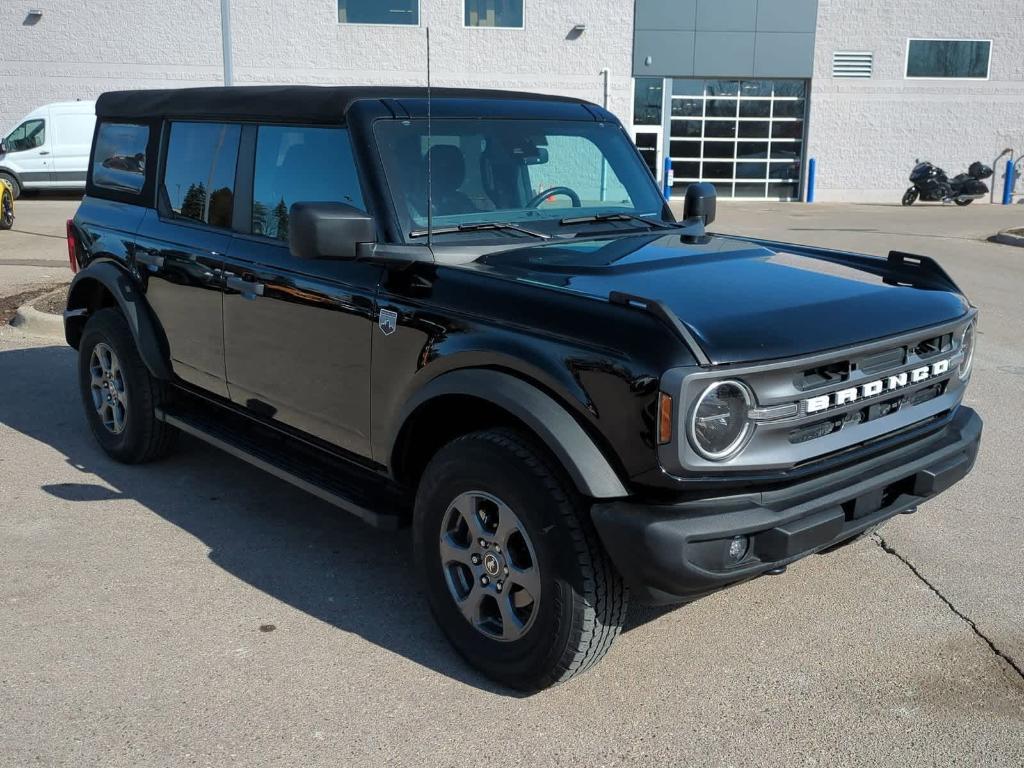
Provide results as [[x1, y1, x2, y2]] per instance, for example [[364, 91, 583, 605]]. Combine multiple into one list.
[[803, 359, 951, 414]]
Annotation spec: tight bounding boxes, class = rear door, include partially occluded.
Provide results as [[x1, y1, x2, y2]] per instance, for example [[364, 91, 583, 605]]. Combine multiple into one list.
[[222, 123, 382, 456], [135, 120, 242, 397], [50, 105, 95, 187], [3, 111, 51, 185]]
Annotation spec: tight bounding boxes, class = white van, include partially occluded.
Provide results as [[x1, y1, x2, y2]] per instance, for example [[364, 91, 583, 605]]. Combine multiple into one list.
[[0, 100, 96, 198]]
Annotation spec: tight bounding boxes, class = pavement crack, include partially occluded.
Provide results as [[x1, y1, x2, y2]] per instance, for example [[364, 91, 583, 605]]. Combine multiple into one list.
[[873, 532, 1024, 683]]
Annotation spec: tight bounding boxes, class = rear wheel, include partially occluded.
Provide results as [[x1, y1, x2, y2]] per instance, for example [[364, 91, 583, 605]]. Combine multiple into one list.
[[413, 428, 628, 691], [901, 187, 919, 206], [0, 172, 20, 201], [954, 198, 973, 206], [77, 308, 177, 463]]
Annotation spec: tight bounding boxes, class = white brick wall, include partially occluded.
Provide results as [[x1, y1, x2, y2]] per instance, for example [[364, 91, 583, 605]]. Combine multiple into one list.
[[0, 0, 634, 130], [809, 0, 1024, 202]]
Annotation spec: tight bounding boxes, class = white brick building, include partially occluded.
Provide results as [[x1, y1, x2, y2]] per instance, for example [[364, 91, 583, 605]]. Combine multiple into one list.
[[2, 0, 1022, 202]]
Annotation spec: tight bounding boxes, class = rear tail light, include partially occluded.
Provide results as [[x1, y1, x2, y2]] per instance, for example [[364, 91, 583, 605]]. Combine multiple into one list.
[[66, 219, 78, 273]]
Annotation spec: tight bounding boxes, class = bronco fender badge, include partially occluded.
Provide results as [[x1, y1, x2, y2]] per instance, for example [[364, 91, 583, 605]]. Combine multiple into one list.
[[379, 309, 398, 336]]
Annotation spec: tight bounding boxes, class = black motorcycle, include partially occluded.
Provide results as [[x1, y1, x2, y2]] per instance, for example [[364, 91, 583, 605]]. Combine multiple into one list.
[[902, 160, 993, 206]]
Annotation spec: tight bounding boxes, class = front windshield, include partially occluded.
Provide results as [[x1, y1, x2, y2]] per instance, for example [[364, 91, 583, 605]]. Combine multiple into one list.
[[374, 118, 666, 240]]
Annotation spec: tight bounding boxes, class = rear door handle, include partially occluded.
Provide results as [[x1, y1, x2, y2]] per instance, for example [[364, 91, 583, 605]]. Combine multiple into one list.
[[38, 150, 50, 156], [225, 274, 265, 299]]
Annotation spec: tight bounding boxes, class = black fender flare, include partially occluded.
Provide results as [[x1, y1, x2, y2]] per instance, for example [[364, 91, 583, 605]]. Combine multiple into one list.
[[65, 261, 172, 380], [393, 369, 629, 499]]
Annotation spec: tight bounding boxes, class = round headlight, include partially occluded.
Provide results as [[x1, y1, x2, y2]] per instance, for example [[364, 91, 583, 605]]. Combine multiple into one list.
[[688, 380, 754, 461], [959, 321, 976, 380]]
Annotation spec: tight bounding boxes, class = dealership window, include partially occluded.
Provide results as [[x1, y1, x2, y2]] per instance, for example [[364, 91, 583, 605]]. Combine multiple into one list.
[[906, 39, 991, 79], [161, 122, 241, 228], [251, 126, 365, 241], [465, 0, 523, 27], [339, 0, 418, 25], [667, 79, 807, 200], [92, 123, 149, 193]]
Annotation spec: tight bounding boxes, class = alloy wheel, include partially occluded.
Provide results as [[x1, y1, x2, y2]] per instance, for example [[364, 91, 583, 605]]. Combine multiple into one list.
[[89, 342, 129, 434], [438, 490, 541, 642]]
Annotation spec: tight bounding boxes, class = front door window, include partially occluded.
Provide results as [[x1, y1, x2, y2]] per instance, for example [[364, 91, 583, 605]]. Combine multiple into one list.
[[5, 119, 45, 152]]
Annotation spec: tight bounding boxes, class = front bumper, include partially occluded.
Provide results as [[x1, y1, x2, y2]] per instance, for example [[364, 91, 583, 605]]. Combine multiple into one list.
[[591, 406, 982, 605]]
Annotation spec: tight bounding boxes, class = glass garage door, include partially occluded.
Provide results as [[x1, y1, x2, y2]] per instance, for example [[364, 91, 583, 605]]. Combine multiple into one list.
[[669, 79, 807, 200]]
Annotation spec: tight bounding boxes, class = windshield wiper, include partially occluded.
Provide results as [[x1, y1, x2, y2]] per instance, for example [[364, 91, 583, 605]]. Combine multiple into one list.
[[558, 212, 678, 230], [409, 221, 550, 240]]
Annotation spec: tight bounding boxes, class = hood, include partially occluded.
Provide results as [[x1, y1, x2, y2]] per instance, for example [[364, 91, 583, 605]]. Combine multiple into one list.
[[467, 232, 970, 364]]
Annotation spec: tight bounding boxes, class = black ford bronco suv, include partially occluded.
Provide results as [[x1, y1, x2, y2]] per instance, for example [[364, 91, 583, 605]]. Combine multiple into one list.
[[65, 86, 982, 690]]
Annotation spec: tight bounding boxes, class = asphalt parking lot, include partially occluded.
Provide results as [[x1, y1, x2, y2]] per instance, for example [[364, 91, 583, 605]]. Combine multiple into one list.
[[1, 198, 1022, 766]]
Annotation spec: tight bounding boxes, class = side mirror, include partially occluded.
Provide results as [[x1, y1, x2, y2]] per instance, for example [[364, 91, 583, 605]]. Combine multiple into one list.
[[0, 139, 7, 155], [289, 202, 375, 260], [683, 182, 716, 226]]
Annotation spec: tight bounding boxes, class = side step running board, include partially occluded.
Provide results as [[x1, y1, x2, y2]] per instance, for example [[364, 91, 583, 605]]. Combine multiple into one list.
[[156, 406, 409, 530]]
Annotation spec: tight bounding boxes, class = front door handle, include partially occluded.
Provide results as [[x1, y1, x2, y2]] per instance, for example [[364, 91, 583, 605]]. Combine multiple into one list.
[[225, 274, 265, 299], [38, 150, 50, 156], [135, 250, 165, 269]]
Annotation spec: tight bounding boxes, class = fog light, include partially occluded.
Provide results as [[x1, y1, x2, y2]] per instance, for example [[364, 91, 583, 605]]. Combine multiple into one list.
[[727, 535, 749, 562]]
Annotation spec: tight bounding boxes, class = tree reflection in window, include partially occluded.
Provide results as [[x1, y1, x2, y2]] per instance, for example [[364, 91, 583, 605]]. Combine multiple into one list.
[[251, 126, 365, 241]]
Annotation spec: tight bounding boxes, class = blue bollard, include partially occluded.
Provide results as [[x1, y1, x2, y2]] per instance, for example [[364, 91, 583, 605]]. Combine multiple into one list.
[[806, 157, 816, 203], [663, 157, 673, 200], [1003, 159, 1015, 205]]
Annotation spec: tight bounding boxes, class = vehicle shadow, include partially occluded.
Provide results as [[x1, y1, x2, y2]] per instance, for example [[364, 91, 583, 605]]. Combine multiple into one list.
[[0, 343, 669, 695]]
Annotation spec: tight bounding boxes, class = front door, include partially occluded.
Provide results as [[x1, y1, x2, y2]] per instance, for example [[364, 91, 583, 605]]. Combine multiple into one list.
[[3, 116, 51, 186], [222, 123, 382, 457]]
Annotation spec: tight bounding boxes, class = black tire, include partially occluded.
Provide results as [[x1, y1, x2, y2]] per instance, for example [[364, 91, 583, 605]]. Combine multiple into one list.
[[901, 187, 918, 206], [955, 198, 973, 206], [77, 308, 177, 463], [413, 428, 628, 691], [0, 172, 20, 201]]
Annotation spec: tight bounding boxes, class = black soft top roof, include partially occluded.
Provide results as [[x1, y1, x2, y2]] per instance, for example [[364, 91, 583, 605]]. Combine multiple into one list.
[[95, 85, 592, 123]]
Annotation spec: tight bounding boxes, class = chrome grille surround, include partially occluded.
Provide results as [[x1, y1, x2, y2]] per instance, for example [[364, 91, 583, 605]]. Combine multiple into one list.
[[659, 313, 975, 474]]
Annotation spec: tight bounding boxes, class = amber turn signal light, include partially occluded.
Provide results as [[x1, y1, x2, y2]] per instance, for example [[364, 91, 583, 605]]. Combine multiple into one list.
[[657, 392, 673, 445]]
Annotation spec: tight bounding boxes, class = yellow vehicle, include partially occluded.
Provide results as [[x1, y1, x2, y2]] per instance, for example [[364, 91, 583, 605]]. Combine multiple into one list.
[[0, 176, 13, 230]]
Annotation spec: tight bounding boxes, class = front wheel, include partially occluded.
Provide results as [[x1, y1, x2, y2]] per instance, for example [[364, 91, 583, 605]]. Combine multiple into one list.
[[901, 187, 919, 206], [954, 198, 973, 206], [413, 428, 628, 690]]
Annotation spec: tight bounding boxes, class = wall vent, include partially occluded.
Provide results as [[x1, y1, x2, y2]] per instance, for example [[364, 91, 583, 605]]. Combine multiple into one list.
[[832, 51, 873, 78]]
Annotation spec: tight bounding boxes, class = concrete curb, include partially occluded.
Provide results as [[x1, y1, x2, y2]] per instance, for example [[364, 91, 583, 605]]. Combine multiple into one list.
[[988, 229, 1024, 248], [10, 304, 65, 340]]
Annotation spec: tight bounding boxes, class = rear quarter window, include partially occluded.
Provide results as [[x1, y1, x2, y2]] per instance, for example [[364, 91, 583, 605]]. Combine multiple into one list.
[[92, 122, 150, 193]]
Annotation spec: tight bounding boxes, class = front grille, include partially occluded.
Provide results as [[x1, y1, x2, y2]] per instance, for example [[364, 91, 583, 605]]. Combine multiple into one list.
[[661, 315, 973, 474]]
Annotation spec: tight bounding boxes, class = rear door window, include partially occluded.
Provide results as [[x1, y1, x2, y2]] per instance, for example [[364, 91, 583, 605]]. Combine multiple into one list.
[[92, 122, 149, 193], [250, 125, 364, 240], [161, 121, 242, 228]]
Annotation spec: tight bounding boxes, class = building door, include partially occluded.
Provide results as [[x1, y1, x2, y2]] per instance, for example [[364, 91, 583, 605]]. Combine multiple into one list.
[[666, 79, 808, 201], [630, 78, 665, 186]]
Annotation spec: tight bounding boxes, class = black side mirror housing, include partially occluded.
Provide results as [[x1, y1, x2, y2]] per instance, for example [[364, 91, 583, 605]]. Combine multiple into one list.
[[288, 202, 375, 260], [682, 182, 716, 226]]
